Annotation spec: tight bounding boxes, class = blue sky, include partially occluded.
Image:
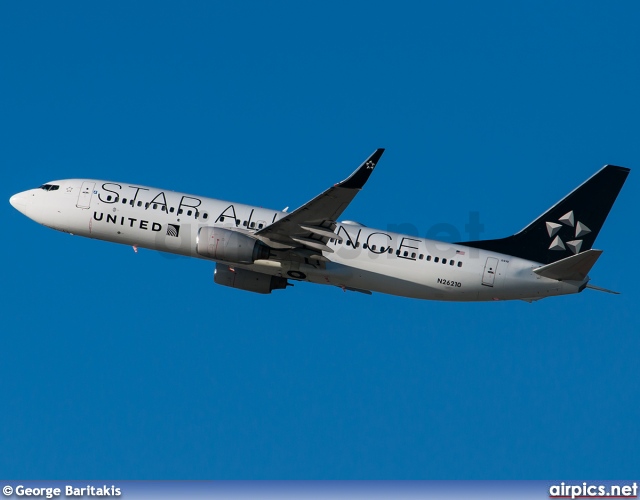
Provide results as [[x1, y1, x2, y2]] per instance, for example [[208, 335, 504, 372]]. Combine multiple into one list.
[[2, 1, 639, 479]]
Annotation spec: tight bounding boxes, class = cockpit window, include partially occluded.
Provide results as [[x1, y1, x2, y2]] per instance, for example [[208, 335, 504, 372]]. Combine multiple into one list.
[[39, 184, 60, 191]]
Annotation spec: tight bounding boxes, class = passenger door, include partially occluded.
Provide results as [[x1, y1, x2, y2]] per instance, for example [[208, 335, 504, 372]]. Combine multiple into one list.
[[76, 181, 95, 209], [482, 257, 499, 287]]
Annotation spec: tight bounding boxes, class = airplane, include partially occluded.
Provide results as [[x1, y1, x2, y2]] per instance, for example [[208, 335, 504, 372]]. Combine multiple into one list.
[[9, 150, 630, 302]]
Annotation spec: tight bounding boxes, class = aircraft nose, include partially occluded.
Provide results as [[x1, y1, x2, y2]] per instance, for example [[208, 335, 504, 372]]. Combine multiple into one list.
[[10, 191, 30, 215]]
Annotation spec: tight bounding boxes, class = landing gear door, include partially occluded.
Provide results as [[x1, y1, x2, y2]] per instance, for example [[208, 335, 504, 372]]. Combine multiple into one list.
[[77, 181, 95, 209], [482, 257, 499, 287]]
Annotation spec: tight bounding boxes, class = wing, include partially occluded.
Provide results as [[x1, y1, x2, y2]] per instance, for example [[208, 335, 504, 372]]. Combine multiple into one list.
[[254, 149, 385, 255]]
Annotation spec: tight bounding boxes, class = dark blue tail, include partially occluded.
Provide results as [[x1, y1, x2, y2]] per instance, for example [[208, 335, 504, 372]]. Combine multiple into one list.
[[458, 165, 630, 264]]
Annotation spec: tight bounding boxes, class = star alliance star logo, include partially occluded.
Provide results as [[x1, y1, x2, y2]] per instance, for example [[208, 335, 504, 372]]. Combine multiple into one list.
[[546, 210, 591, 253]]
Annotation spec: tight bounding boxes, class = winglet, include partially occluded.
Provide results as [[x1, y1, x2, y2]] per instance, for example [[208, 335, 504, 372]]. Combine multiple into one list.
[[337, 148, 385, 190]]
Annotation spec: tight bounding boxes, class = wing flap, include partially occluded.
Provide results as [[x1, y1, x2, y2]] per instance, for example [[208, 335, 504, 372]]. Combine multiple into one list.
[[290, 236, 334, 253], [298, 224, 343, 240]]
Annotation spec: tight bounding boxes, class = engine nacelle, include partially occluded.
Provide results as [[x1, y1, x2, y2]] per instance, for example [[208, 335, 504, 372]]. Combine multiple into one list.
[[197, 226, 270, 263], [214, 264, 289, 294]]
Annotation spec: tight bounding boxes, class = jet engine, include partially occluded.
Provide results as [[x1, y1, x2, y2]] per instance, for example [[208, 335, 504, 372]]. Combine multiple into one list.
[[197, 227, 270, 263], [214, 264, 289, 294]]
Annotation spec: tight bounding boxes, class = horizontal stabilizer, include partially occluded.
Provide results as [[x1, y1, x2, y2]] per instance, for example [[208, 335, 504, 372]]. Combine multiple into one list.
[[585, 284, 620, 294], [533, 249, 602, 281]]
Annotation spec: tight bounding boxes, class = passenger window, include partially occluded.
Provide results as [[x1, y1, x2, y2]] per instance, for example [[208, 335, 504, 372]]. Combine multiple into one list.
[[450, 260, 454, 266], [363, 243, 368, 249], [458, 261, 462, 267], [243, 221, 248, 226], [434, 257, 439, 263], [388, 248, 392, 254], [187, 210, 192, 216], [107, 195, 112, 201], [347, 241, 352, 246], [203, 213, 208, 220], [411, 253, 416, 258], [219, 216, 224, 222], [122, 198, 127, 204], [153, 204, 157, 209], [427, 255, 432, 261], [236, 219, 240, 225], [137, 201, 142, 207], [371, 245, 376, 251], [114, 197, 119, 202], [170, 207, 175, 213], [442, 258, 447, 264], [419, 254, 424, 260], [145, 203, 150, 208], [162, 206, 166, 212], [178, 209, 183, 215], [258, 223, 263, 229], [250, 222, 255, 228], [403, 251, 408, 257]]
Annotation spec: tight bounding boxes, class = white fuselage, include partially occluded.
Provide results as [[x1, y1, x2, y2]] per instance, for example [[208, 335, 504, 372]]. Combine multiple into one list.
[[10, 179, 586, 301]]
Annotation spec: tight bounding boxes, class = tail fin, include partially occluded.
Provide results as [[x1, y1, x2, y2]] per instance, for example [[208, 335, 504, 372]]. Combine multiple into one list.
[[458, 165, 630, 264]]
